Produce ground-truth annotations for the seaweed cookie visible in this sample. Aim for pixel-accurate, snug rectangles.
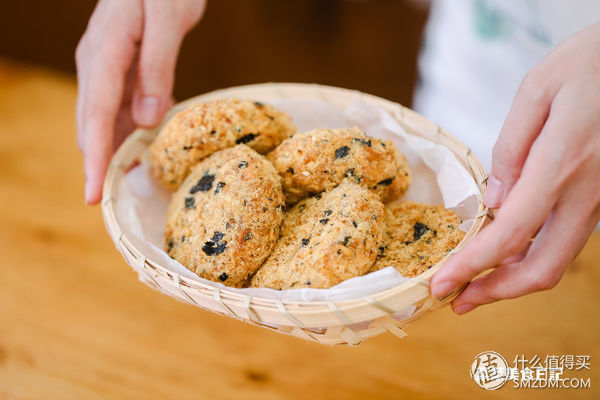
[165,144,286,287]
[151,98,296,190]
[250,180,385,289]
[370,201,465,277]
[266,127,410,204]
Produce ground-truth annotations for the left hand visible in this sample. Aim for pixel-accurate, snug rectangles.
[430,22,600,314]
[75,0,206,204]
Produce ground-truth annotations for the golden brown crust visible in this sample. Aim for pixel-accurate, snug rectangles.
[370,201,465,277]
[151,98,296,190]
[165,145,286,288]
[249,180,385,289]
[266,127,410,204]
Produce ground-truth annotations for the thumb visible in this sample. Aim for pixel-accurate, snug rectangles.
[131,1,193,127]
[485,71,554,208]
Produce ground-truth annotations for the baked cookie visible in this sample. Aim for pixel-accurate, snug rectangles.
[250,180,385,289]
[151,98,296,190]
[266,127,411,204]
[165,144,286,288]
[371,201,465,277]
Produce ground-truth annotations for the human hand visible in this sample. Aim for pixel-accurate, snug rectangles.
[76,0,206,204]
[430,22,600,314]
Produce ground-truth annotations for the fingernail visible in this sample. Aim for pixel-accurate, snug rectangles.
[483,175,503,208]
[432,280,457,299]
[453,303,475,315]
[136,96,160,126]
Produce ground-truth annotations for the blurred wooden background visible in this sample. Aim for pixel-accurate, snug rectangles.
[0,0,428,106]
[2,60,598,399]
[1,1,599,399]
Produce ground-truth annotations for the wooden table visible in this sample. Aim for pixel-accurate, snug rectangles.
[0,59,598,400]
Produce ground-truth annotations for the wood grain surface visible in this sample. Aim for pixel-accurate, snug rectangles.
[0,60,598,399]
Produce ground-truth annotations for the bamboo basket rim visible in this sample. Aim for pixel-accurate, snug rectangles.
[101,82,490,344]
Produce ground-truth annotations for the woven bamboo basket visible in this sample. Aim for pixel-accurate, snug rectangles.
[101,83,490,346]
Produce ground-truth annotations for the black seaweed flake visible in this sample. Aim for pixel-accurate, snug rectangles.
[342,236,351,246]
[184,197,195,209]
[301,238,310,247]
[202,231,227,256]
[319,218,329,225]
[403,241,413,245]
[413,222,431,241]
[298,204,306,213]
[167,239,174,253]
[315,194,322,200]
[352,137,372,147]
[254,101,264,108]
[182,145,192,150]
[345,168,363,183]
[190,173,215,194]
[305,280,311,286]
[352,220,358,228]
[334,146,351,159]
[323,210,332,216]
[287,167,295,174]
[276,204,286,212]
[238,160,248,169]
[218,272,229,282]
[377,177,395,186]
[236,133,258,144]
[213,231,224,241]
[210,130,216,135]
[244,232,253,241]
[214,181,226,194]
[181,235,186,243]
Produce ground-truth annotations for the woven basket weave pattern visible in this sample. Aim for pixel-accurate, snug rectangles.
[101,83,490,346]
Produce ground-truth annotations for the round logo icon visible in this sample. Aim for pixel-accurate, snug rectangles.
[470,351,510,390]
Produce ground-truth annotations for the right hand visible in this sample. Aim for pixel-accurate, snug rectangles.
[76,0,206,204]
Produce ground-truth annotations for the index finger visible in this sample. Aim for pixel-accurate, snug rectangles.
[430,136,561,298]
[76,7,140,204]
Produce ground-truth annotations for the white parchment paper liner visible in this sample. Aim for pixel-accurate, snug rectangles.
[115,99,480,313]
